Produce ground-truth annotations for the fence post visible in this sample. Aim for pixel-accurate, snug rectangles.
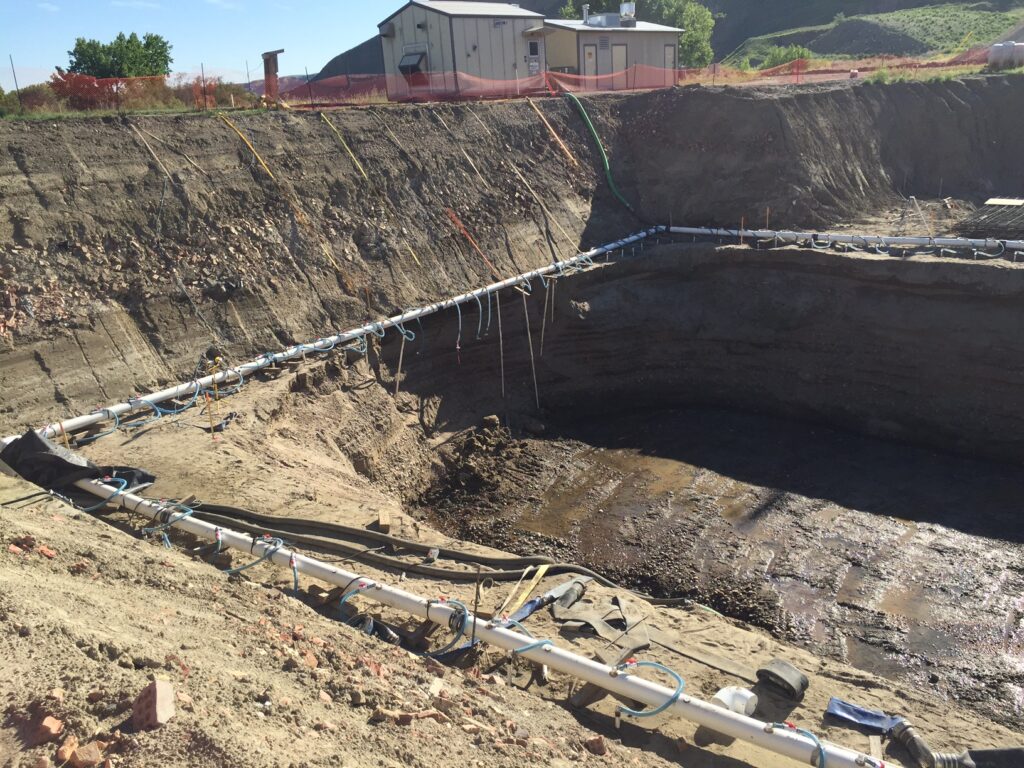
[201,63,209,110]
[9,55,23,113]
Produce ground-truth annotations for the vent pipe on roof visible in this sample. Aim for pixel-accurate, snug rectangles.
[583,4,589,23]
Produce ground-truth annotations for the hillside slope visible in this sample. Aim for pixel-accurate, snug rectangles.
[708,0,1024,59]
[725,2,1024,64]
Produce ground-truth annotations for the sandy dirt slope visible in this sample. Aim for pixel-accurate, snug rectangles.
[2,464,1020,768]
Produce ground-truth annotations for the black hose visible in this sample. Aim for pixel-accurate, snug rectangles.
[190,501,551,568]
[177,500,694,607]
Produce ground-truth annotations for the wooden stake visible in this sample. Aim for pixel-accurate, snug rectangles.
[496,291,505,400]
[394,334,406,399]
[522,291,540,410]
[205,394,218,441]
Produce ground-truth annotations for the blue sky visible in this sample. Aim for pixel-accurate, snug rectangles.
[1,0,408,90]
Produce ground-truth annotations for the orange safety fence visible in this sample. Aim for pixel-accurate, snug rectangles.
[7,47,1000,116]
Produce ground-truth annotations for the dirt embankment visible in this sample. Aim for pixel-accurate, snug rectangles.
[4,77,1024,436]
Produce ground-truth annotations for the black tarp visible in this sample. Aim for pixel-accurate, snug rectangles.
[0,430,155,494]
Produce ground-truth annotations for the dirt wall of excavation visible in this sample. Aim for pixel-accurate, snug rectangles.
[3,77,1024,451]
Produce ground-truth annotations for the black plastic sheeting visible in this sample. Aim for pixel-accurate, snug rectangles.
[0,430,154,495]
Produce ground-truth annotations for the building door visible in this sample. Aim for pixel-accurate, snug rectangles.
[611,43,627,89]
[664,44,677,87]
[528,39,542,76]
[582,43,597,89]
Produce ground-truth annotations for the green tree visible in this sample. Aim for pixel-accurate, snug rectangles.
[679,2,715,66]
[65,32,173,78]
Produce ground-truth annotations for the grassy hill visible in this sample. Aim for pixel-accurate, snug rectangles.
[706,0,1024,60]
[722,2,1024,65]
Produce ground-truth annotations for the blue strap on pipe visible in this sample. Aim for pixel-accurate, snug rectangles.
[78,409,121,444]
[771,723,826,768]
[225,536,285,575]
[144,381,201,416]
[369,322,386,338]
[484,291,492,335]
[427,599,470,658]
[289,553,299,593]
[473,293,483,339]
[614,660,685,719]
[82,477,128,513]
[142,502,193,548]
[513,639,553,654]
[395,322,416,342]
[214,527,223,553]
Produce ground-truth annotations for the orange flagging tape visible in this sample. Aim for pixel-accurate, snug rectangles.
[527,98,578,167]
[446,209,501,281]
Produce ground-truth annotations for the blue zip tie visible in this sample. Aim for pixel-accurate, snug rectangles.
[512,639,552,655]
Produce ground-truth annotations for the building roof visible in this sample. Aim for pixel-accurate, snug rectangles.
[544,19,682,33]
[381,0,544,24]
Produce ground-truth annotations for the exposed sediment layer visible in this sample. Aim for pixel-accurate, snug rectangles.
[4,77,1024,438]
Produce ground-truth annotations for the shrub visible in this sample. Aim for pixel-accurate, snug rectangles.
[759,44,814,69]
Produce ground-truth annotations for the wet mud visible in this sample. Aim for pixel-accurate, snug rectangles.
[424,406,1024,729]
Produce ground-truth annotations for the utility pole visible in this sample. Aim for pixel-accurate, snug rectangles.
[304,66,314,107]
[245,59,252,93]
[9,55,23,113]
[200,62,209,109]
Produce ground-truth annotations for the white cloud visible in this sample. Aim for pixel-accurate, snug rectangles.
[37,2,59,11]
[111,0,161,8]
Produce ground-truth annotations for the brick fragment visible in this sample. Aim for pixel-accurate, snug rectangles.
[69,740,103,768]
[131,679,175,731]
[55,735,78,764]
[34,715,64,743]
[38,545,57,559]
[584,735,608,756]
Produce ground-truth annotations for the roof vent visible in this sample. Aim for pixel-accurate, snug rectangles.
[620,2,637,27]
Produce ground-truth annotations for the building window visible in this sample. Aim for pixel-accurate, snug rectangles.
[398,52,426,75]
[529,41,540,57]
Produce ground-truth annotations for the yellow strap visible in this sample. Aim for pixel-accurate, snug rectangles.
[506,563,549,614]
[217,113,275,180]
[406,245,422,267]
[528,98,578,167]
[320,112,368,181]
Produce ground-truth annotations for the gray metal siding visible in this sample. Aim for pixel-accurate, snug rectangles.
[576,30,679,75]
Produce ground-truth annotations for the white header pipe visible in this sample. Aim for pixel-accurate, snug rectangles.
[27,230,657,442]
[73,476,879,768]
[667,225,1024,253]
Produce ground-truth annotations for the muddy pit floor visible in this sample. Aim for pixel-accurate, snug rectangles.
[426,405,1024,731]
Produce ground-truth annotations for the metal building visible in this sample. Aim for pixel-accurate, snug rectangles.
[544,3,681,81]
[378,0,547,99]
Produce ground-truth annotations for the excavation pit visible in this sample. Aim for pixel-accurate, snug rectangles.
[3,79,1024,765]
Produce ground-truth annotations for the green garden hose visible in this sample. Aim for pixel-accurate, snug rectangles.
[564,92,636,215]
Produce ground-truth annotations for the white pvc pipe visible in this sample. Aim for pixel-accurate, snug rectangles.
[73,476,878,768]
[668,225,1024,253]
[27,230,657,442]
